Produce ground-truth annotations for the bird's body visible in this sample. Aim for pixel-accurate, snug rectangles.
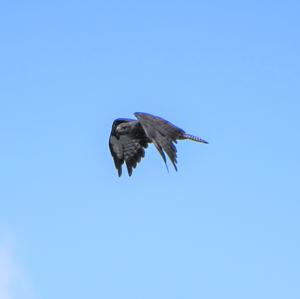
[109,112,208,176]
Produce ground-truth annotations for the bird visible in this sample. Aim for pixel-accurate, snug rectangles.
[109,112,208,177]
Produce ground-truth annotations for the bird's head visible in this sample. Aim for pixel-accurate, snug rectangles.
[111,118,133,136]
[116,122,129,132]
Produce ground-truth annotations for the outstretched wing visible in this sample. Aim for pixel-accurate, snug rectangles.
[109,130,148,177]
[134,112,185,170]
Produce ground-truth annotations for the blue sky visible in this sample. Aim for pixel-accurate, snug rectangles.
[1,1,300,298]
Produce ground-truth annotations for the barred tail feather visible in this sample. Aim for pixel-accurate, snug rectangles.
[183,133,208,144]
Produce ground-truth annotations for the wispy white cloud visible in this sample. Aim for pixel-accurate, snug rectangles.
[0,237,35,299]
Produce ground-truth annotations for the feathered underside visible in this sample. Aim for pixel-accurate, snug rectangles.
[109,112,208,176]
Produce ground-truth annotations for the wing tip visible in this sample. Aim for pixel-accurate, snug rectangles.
[117,168,122,177]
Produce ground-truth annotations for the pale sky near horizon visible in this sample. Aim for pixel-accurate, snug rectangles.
[1,1,300,298]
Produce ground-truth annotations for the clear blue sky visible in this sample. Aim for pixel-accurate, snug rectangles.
[1,1,300,298]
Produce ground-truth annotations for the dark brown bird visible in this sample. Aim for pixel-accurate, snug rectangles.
[109,112,208,176]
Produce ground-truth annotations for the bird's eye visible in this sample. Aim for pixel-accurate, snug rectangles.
[117,125,126,132]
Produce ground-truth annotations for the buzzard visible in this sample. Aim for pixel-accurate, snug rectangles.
[109,112,208,177]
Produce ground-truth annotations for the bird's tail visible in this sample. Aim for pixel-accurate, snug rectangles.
[182,133,209,144]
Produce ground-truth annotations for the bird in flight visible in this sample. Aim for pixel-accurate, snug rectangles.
[109,112,208,177]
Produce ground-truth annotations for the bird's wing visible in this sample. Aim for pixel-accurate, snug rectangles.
[109,133,148,177]
[134,112,185,170]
